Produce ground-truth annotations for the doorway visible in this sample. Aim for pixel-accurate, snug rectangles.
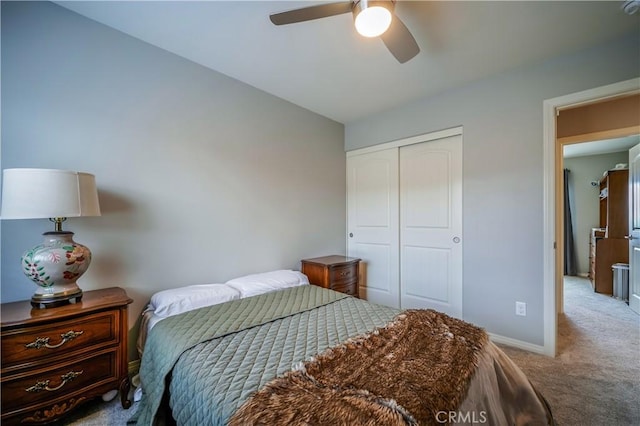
[559,138,640,286]
[543,78,640,356]
[562,138,638,307]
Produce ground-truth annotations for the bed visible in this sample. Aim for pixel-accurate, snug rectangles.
[131,271,554,426]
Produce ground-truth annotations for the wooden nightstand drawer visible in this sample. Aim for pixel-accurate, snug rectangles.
[331,281,358,296]
[329,265,356,285]
[1,349,117,415]
[1,311,119,371]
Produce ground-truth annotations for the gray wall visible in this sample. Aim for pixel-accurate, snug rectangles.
[345,34,640,346]
[2,1,639,353]
[564,152,630,276]
[1,1,346,354]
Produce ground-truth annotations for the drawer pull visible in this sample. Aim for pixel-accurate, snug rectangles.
[25,330,84,349]
[25,370,83,393]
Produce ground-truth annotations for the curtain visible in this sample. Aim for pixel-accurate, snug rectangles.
[564,168,577,276]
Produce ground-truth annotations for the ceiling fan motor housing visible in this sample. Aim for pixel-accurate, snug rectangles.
[352,0,395,18]
[352,0,395,37]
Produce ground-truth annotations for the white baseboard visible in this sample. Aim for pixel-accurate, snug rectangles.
[577,273,589,278]
[489,333,548,356]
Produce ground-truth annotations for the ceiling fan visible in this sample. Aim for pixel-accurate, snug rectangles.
[269,0,420,64]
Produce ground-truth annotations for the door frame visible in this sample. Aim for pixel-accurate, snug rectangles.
[629,143,640,313]
[543,77,640,357]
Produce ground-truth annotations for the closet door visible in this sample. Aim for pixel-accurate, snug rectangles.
[399,135,463,317]
[347,149,400,308]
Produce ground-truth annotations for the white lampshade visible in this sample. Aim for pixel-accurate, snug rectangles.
[1,168,101,219]
[354,1,392,38]
[1,168,101,308]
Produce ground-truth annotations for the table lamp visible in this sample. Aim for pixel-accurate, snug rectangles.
[0,168,101,308]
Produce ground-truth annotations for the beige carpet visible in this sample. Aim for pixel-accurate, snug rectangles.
[499,276,640,426]
[65,276,639,425]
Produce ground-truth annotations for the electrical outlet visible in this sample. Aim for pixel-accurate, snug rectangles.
[515,301,526,316]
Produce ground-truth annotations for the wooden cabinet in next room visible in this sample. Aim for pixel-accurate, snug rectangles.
[590,169,629,294]
[599,169,629,238]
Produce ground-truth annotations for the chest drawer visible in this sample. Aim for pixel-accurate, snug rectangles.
[329,264,357,286]
[331,281,358,297]
[1,311,119,371]
[1,349,117,414]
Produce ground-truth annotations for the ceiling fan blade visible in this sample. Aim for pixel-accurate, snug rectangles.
[380,16,420,63]
[270,2,353,25]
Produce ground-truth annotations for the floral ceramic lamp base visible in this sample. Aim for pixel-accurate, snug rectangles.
[23,231,91,309]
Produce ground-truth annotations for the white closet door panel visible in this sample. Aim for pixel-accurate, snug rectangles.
[399,135,463,317]
[353,242,394,299]
[347,149,400,308]
[402,246,450,302]
[402,150,450,229]
[353,160,393,227]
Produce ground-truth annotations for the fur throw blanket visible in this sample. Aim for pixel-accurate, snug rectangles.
[230,309,488,425]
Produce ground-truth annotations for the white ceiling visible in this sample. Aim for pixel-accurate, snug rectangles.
[56,1,639,124]
[563,135,640,158]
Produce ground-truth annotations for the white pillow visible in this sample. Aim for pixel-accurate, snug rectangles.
[225,270,309,298]
[150,284,241,318]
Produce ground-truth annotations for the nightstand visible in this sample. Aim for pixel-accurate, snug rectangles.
[301,255,361,298]
[1,287,133,425]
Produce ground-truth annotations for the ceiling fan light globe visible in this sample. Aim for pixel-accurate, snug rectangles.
[355,6,392,37]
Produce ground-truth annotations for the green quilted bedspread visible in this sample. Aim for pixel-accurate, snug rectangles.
[132,285,398,426]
